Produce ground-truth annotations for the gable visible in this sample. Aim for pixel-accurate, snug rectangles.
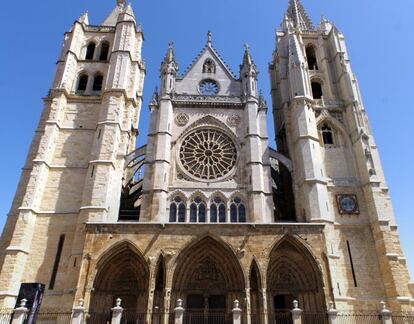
[175,46,241,97]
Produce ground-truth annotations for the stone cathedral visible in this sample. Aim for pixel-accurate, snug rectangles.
[0,0,413,322]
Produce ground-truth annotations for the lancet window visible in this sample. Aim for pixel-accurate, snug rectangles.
[85,42,96,60]
[99,41,110,61]
[210,197,226,223]
[190,197,206,223]
[306,45,318,70]
[92,74,104,92]
[169,196,186,223]
[311,81,323,99]
[321,124,334,146]
[230,197,246,223]
[77,74,88,93]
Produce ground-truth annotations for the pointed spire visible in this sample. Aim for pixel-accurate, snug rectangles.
[207,31,212,46]
[78,11,89,25]
[163,42,177,65]
[160,41,178,74]
[124,4,136,19]
[286,0,313,31]
[242,43,253,65]
[117,0,125,8]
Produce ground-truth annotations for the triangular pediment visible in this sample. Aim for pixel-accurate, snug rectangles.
[181,45,236,80]
[175,44,241,97]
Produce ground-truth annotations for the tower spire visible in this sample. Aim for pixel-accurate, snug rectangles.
[286,0,313,31]
[117,0,125,7]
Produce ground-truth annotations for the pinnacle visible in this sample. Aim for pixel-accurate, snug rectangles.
[286,0,313,31]
[207,31,212,46]
[242,43,254,67]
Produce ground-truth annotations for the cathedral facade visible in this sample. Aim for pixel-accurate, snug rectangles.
[0,0,413,322]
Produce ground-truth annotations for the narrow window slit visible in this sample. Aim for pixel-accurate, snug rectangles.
[49,234,65,290]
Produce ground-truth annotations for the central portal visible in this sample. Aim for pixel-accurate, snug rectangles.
[171,237,245,324]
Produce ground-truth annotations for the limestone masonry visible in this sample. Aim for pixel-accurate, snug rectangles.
[0,0,412,322]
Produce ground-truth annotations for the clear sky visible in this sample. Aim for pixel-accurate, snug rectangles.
[0,0,413,279]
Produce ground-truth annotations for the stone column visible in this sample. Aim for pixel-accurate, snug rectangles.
[174,299,184,324]
[71,299,85,324]
[261,288,268,324]
[232,300,242,324]
[327,301,338,324]
[11,299,28,324]
[291,300,302,324]
[111,298,123,324]
[379,301,393,324]
[153,306,160,324]
[245,288,251,324]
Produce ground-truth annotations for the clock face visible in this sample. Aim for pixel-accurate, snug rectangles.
[337,195,359,214]
[199,79,219,96]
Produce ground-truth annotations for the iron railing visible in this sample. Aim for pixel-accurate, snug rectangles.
[85,310,112,324]
[392,314,414,324]
[184,310,227,324]
[32,310,72,324]
[249,313,262,324]
[120,310,147,324]
[268,311,292,324]
[301,312,329,324]
[335,312,382,324]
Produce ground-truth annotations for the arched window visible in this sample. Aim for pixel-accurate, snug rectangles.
[306,45,318,70]
[85,42,96,60]
[190,197,206,223]
[230,197,246,223]
[311,81,323,99]
[210,197,226,223]
[77,74,88,93]
[321,124,334,145]
[99,41,110,61]
[92,74,104,92]
[203,59,216,73]
[169,196,186,223]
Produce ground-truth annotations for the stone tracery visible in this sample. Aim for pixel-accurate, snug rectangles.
[179,129,237,181]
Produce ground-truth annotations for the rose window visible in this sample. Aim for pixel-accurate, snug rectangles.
[179,129,237,180]
[199,79,219,96]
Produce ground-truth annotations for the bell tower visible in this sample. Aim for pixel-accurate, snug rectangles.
[270,0,413,308]
[0,1,144,307]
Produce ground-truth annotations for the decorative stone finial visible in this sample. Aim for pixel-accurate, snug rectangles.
[20,299,27,308]
[176,299,183,308]
[116,298,122,307]
[244,43,250,52]
[117,0,125,7]
[78,298,84,307]
[233,300,240,309]
[207,31,212,45]
[292,300,299,309]
[328,301,334,310]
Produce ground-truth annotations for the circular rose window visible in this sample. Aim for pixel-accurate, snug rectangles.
[199,79,219,96]
[179,129,237,180]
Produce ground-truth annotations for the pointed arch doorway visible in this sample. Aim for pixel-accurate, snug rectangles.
[171,237,245,324]
[267,237,327,322]
[89,243,150,319]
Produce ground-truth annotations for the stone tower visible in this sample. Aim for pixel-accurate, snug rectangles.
[140,33,273,224]
[269,0,413,310]
[0,1,144,307]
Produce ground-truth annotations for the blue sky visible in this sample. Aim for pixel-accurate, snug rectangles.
[0,0,413,279]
